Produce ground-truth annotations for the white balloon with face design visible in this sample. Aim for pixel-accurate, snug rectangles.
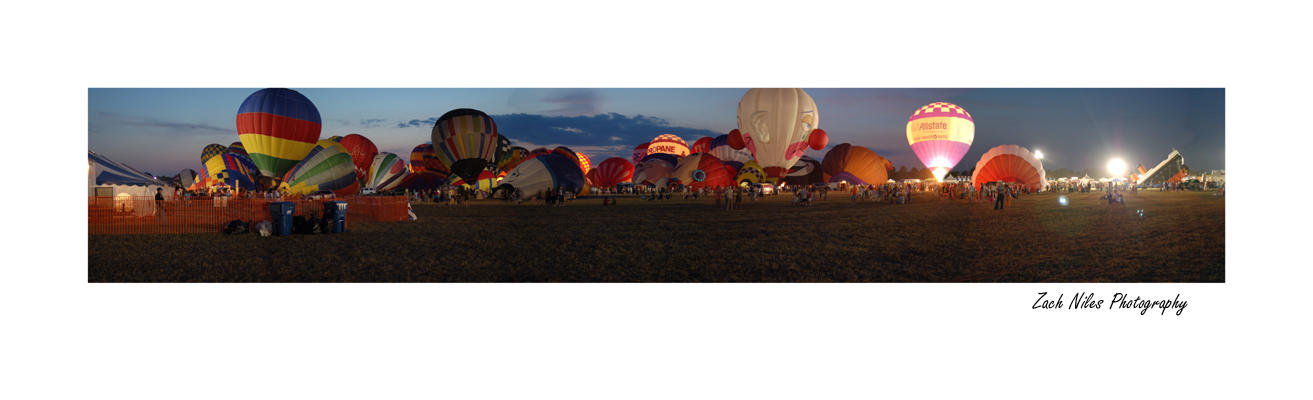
[736,88,820,181]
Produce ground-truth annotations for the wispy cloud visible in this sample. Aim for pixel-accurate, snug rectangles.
[540,89,601,116]
[554,126,584,134]
[397,117,438,128]
[92,112,234,136]
[359,118,386,127]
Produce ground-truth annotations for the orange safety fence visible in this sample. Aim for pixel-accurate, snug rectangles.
[88,195,410,235]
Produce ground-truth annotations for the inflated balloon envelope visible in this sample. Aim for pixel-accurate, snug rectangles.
[630,142,650,164]
[631,153,678,186]
[673,153,734,189]
[729,88,828,182]
[282,142,358,196]
[337,133,378,183]
[707,133,754,172]
[431,108,500,184]
[235,88,323,179]
[590,157,635,188]
[907,101,974,182]
[970,145,1046,191]
[368,152,409,192]
[495,153,586,195]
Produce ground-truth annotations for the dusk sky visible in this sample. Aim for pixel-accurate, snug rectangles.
[87,88,1224,177]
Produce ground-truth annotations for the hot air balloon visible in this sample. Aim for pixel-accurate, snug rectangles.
[368,152,409,192]
[492,135,513,170]
[907,101,974,182]
[176,169,198,189]
[690,136,713,154]
[499,146,529,172]
[707,134,754,172]
[431,108,499,184]
[215,152,261,190]
[632,153,679,186]
[235,88,322,180]
[191,164,211,190]
[729,88,828,182]
[970,145,1046,191]
[495,153,586,196]
[326,135,343,142]
[228,141,248,158]
[591,157,634,188]
[474,170,500,191]
[552,146,581,167]
[631,142,650,164]
[338,134,378,183]
[200,144,229,183]
[282,142,358,196]
[673,153,735,189]
[783,155,825,187]
[646,134,690,157]
[821,143,893,185]
[735,161,767,185]
[407,143,448,189]
[576,153,592,176]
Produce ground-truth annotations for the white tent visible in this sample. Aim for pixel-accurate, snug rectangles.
[89,150,173,217]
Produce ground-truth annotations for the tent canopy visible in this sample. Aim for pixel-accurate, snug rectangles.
[90,150,169,187]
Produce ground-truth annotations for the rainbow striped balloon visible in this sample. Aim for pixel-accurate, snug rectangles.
[236,88,322,179]
[227,141,248,158]
[906,101,974,182]
[281,142,357,196]
[431,108,499,184]
[368,152,410,192]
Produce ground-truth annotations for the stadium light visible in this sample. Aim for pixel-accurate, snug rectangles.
[1107,158,1127,176]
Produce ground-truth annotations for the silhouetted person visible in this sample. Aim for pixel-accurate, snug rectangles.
[155,187,167,224]
[994,184,1008,210]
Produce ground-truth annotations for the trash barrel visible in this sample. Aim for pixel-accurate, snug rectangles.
[269,202,295,236]
[323,201,347,233]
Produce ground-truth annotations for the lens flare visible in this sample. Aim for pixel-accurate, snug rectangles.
[1107,158,1128,176]
[1058,195,1069,206]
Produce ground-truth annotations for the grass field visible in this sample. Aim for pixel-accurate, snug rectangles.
[88,190,1225,282]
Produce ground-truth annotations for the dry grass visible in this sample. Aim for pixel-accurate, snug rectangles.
[88,190,1224,282]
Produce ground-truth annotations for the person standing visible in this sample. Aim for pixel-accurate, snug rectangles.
[994,183,1008,210]
[155,187,167,225]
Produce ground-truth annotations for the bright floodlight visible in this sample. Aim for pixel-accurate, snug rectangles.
[1107,158,1128,176]
[1034,150,1044,160]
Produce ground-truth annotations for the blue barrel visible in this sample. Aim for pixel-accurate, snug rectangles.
[323,201,347,233]
[269,202,295,236]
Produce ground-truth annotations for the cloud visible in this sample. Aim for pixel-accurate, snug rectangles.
[359,118,386,127]
[92,112,233,136]
[553,126,584,134]
[397,117,438,128]
[540,89,601,116]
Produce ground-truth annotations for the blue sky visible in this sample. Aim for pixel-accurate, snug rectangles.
[88,88,1224,176]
